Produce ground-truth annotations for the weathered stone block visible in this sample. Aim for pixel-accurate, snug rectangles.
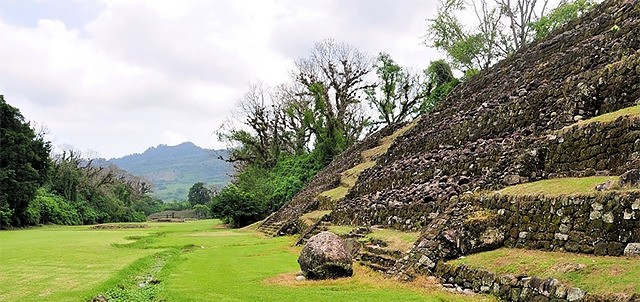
[624,242,640,257]
[566,287,585,301]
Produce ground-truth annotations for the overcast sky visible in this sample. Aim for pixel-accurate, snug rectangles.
[0,0,441,159]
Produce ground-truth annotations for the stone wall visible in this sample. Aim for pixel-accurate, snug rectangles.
[433,262,639,302]
[544,117,640,176]
[481,192,640,256]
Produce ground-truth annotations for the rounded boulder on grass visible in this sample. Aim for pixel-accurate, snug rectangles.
[298,231,353,279]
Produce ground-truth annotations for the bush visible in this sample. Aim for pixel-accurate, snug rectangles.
[34,189,82,225]
[211,185,262,228]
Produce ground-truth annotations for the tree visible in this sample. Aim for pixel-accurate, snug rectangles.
[531,0,598,40]
[294,39,374,164]
[217,82,290,168]
[495,0,551,52]
[425,0,596,73]
[0,95,51,228]
[426,0,503,72]
[366,52,429,126]
[421,60,461,112]
[192,204,210,219]
[210,184,262,228]
[188,182,213,207]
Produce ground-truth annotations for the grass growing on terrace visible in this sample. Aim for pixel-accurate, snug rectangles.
[450,248,640,295]
[319,120,419,202]
[496,176,619,196]
[366,228,421,251]
[0,220,492,301]
[559,104,640,132]
[327,225,420,251]
[299,210,332,225]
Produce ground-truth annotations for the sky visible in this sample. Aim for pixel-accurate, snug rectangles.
[0,0,442,159]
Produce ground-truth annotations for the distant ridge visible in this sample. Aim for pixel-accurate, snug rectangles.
[103,142,233,201]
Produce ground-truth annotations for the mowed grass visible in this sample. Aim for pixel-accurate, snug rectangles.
[0,225,158,301]
[450,248,640,294]
[1,220,492,301]
[497,176,620,196]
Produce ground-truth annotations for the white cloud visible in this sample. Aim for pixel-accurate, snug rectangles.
[0,0,442,159]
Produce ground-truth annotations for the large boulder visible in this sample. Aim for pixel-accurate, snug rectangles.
[298,231,353,279]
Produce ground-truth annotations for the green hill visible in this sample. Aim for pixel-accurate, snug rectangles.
[104,142,233,201]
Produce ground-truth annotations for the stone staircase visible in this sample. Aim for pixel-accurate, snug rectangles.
[257,212,292,237]
[358,244,403,273]
[295,216,333,246]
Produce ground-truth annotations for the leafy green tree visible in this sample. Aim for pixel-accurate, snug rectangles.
[0,96,51,228]
[367,52,429,126]
[421,60,461,112]
[211,185,262,227]
[425,0,599,73]
[188,182,213,207]
[192,204,210,219]
[426,0,503,72]
[532,0,598,40]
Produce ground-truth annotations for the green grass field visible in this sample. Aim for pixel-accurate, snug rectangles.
[0,221,492,301]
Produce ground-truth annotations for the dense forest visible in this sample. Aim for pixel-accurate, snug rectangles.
[0,96,163,228]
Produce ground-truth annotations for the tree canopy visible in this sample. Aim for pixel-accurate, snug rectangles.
[426,0,600,73]
[0,95,51,228]
[1,95,163,229]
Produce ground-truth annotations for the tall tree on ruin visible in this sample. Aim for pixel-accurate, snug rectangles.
[293,39,374,164]
[426,0,598,74]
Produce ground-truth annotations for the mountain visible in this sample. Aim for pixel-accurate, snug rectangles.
[105,142,233,201]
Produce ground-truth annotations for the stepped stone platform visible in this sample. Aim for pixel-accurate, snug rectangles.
[263,0,640,300]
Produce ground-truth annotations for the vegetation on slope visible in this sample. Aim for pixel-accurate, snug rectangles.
[320,120,419,203]
[105,142,232,201]
[1,97,162,229]
[450,248,640,294]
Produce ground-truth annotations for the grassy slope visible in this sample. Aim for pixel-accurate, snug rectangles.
[0,221,492,302]
[497,176,621,196]
[560,104,640,132]
[320,120,419,202]
[450,248,640,294]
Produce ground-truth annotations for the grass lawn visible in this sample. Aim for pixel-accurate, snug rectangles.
[0,225,158,301]
[0,220,493,301]
[450,248,640,295]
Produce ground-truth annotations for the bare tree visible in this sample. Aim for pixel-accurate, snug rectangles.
[496,0,550,52]
[217,82,286,167]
